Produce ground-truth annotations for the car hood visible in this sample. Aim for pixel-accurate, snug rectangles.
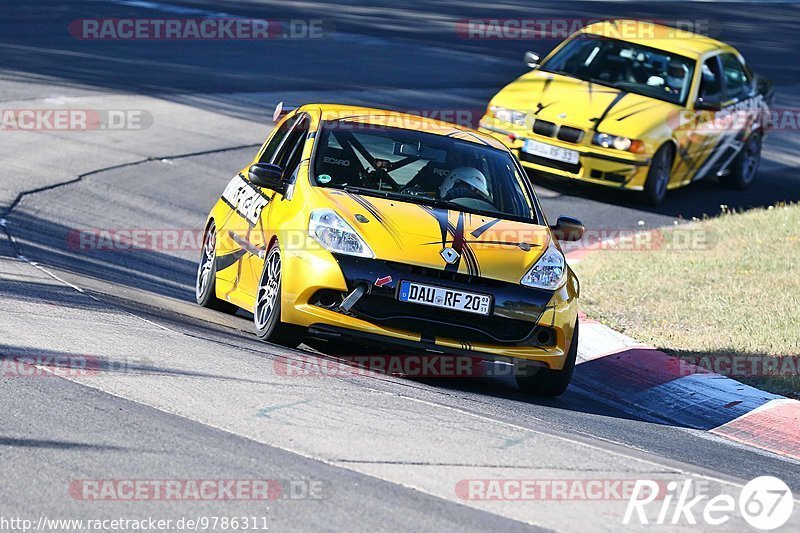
[317,188,552,285]
[491,70,680,138]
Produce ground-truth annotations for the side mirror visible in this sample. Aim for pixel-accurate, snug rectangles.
[550,215,584,242]
[524,51,540,69]
[248,163,287,195]
[695,98,722,112]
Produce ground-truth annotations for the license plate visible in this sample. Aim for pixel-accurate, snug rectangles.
[523,139,580,164]
[398,281,491,316]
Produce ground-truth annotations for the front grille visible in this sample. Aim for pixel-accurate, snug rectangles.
[557,126,584,143]
[532,119,557,137]
[350,294,540,345]
[519,152,582,174]
[532,119,584,144]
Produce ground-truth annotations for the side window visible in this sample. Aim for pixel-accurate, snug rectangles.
[697,56,724,104]
[273,115,310,180]
[258,116,294,163]
[720,53,751,99]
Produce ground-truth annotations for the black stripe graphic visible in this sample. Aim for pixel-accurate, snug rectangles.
[419,206,480,276]
[446,212,466,273]
[614,103,663,122]
[471,218,501,238]
[446,219,480,277]
[591,91,627,132]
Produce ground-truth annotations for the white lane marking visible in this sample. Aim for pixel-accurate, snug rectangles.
[20,258,175,333]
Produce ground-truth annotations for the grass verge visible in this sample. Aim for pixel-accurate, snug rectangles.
[573,204,800,398]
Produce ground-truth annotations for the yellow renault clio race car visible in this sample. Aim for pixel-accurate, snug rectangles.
[195,104,584,396]
[478,20,774,205]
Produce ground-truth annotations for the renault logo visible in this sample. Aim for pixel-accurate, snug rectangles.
[440,247,460,264]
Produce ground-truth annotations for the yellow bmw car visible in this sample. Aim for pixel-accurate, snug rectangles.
[478,20,774,205]
[196,104,583,395]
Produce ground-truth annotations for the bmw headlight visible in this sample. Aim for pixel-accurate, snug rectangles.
[520,242,566,290]
[490,106,528,127]
[592,132,644,153]
[309,209,374,258]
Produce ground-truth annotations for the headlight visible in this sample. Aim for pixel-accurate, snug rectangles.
[592,132,645,153]
[490,106,528,127]
[309,209,374,258]
[520,242,566,290]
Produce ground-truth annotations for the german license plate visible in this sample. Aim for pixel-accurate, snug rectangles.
[523,139,580,164]
[398,281,491,316]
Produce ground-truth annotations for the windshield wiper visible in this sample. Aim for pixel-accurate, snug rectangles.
[340,186,463,210]
[340,185,407,201]
[337,185,515,220]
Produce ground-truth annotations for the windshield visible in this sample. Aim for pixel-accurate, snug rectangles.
[312,121,538,222]
[541,37,696,106]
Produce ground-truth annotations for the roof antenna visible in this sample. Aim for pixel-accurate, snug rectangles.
[273,101,284,122]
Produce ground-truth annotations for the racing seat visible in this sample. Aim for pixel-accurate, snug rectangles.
[404,161,452,194]
[315,147,365,186]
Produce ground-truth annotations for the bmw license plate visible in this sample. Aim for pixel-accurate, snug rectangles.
[398,281,491,316]
[523,139,580,164]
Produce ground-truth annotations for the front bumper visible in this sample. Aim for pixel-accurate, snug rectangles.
[281,247,578,369]
[479,120,652,190]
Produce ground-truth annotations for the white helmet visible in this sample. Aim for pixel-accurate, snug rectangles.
[439,166,490,200]
[666,61,688,92]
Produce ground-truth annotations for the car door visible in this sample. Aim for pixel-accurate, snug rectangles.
[713,52,760,174]
[236,113,311,299]
[213,113,296,298]
[683,54,729,181]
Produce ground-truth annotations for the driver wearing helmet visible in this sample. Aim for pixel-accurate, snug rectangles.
[665,60,688,96]
[439,166,492,203]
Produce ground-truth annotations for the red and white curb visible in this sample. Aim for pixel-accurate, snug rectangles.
[567,250,800,462]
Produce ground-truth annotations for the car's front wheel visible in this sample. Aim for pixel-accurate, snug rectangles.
[514,322,578,397]
[720,131,761,189]
[254,241,306,347]
[196,220,238,313]
[642,144,674,206]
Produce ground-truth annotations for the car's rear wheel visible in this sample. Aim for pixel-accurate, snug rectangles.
[514,322,578,397]
[642,144,674,206]
[254,242,306,347]
[720,131,761,189]
[196,220,238,313]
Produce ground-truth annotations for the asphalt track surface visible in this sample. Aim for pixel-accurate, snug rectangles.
[0,1,799,531]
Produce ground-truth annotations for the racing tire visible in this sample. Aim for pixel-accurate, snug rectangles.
[642,144,674,207]
[719,132,761,190]
[254,241,306,347]
[514,322,578,397]
[196,220,238,314]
